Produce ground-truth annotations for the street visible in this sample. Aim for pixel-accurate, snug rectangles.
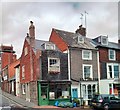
[0,89,25,110]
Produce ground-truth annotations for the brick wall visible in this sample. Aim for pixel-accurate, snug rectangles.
[30,81,38,105]
[49,29,68,52]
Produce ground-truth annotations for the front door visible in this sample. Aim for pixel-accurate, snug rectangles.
[41,85,49,105]
[72,88,78,99]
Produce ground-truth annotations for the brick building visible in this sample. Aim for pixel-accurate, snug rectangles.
[92,36,120,97]
[0,45,16,92]
[20,21,70,105]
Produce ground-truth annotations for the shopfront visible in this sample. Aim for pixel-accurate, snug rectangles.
[37,81,71,106]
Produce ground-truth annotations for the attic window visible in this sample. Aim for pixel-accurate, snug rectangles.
[45,44,55,50]
[101,36,108,45]
[78,36,84,44]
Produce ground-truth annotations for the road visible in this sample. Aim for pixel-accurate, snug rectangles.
[0,89,26,110]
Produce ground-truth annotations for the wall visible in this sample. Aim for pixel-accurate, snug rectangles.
[70,48,98,81]
[49,29,68,52]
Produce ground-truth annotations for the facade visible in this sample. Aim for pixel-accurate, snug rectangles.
[20,21,70,105]
[14,60,20,96]
[8,59,20,95]
[49,25,99,105]
[0,45,16,92]
[38,46,70,105]
[92,36,120,97]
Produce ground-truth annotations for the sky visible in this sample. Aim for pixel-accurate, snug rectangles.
[0,0,119,58]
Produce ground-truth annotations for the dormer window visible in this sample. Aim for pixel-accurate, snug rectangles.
[101,36,108,45]
[78,36,84,44]
[42,43,55,50]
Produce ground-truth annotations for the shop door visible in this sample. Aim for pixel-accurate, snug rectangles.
[41,86,49,105]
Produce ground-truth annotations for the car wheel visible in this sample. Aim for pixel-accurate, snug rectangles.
[104,105,109,110]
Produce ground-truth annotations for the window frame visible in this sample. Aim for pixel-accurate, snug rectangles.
[109,49,116,61]
[48,57,60,73]
[24,47,28,56]
[22,84,26,94]
[83,64,93,80]
[82,50,92,60]
[107,63,119,79]
[22,65,25,79]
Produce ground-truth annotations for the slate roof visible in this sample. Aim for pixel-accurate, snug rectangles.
[54,28,97,50]
[54,28,120,50]
[34,39,60,51]
[92,39,120,50]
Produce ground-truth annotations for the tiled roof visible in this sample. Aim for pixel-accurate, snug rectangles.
[54,28,96,50]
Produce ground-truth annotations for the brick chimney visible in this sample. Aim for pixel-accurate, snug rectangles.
[29,21,35,39]
[75,25,86,36]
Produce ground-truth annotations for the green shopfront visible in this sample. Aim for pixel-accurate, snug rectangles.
[37,80,71,106]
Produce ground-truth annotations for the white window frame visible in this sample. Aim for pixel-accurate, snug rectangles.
[83,64,93,79]
[22,65,25,79]
[109,49,116,60]
[24,47,28,56]
[22,84,26,94]
[45,44,55,50]
[78,36,84,44]
[101,36,108,45]
[107,63,120,79]
[48,57,60,73]
[82,50,92,60]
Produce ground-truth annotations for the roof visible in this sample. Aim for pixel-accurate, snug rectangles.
[25,38,60,51]
[91,40,120,50]
[54,28,96,50]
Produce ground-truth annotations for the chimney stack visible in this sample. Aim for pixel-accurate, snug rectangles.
[75,25,86,36]
[29,21,35,39]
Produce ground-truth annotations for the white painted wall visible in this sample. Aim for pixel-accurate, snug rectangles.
[15,66,20,96]
[100,79,113,94]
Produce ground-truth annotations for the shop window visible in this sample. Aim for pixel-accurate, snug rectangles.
[49,84,69,99]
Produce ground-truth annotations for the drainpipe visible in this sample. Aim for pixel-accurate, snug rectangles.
[97,51,100,94]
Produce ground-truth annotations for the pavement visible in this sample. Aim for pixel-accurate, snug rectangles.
[1,89,90,109]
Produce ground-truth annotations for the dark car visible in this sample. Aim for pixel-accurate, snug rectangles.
[90,94,120,110]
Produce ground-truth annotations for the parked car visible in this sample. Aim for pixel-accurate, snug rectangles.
[90,94,120,110]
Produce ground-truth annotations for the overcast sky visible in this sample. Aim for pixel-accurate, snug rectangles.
[0,0,119,58]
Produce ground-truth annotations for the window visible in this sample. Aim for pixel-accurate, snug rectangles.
[114,65,119,78]
[24,47,28,56]
[83,64,93,79]
[107,63,119,79]
[78,36,84,44]
[45,44,55,50]
[82,50,92,60]
[101,36,108,45]
[49,84,70,99]
[48,58,60,73]
[22,65,25,79]
[109,49,116,60]
[22,84,26,94]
